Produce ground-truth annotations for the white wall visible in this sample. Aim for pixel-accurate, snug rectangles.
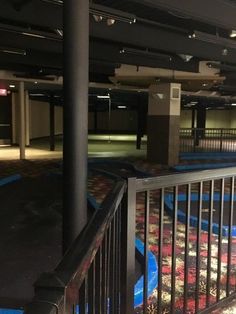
[180,110,192,128]
[230,108,236,128]
[30,100,63,139]
[206,110,231,128]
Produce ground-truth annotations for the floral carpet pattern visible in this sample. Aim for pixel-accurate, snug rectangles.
[135,188,236,314]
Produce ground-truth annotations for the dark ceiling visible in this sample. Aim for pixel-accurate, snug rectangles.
[1,0,236,106]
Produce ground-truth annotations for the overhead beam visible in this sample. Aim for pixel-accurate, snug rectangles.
[0,0,62,29]
[130,0,236,30]
[90,41,199,73]
[90,19,236,64]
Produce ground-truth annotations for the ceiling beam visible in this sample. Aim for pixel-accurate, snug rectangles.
[90,41,199,72]
[90,19,236,64]
[130,0,236,30]
[0,0,62,29]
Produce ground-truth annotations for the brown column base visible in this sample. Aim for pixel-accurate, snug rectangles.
[147,115,179,166]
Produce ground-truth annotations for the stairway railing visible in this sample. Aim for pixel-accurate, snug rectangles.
[131,167,236,313]
[24,179,135,314]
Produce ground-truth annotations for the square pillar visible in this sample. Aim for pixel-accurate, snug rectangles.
[147,83,181,166]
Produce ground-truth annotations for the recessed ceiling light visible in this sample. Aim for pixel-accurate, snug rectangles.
[9,84,15,88]
[34,81,38,84]
[230,30,236,38]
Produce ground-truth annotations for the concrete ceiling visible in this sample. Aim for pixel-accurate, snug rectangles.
[0,0,236,104]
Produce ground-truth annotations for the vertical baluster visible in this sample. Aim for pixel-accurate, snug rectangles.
[110,217,116,314]
[216,179,224,302]
[114,208,120,314]
[226,177,235,296]
[95,246,102,314]
[117,206,121,313]
[171,186,178,313]
[107,226,112,314]
[143,190,150,313]
[206,180,214,307]
[195,181,203,312]
[80,276,87,314]
[88,261,95,314]
[102,234,108,314]
[183,184,191,313]
[157,188,164,313]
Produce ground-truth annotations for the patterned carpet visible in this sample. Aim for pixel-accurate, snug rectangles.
[1,158,236,313]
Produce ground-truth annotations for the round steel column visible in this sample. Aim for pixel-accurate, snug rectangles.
[19,81,26,160]
[63,0,89,251]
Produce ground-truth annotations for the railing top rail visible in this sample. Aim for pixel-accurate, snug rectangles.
[54,179,126,287]
[135,167,236,191]
[180,128,236,130]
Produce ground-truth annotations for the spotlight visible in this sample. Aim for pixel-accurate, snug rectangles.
[93,15,103,22]
[107,18,116,26]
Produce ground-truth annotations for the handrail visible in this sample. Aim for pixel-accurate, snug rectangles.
[24,179,127,314]
[136,166,236,191]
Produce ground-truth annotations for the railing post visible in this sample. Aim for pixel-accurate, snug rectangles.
[120,178,136,313]
[220,129,223,152]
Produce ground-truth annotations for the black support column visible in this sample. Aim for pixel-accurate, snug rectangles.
[63,0,89,251]
[49,95,55,152]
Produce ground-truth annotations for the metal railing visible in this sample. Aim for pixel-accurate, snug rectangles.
[180,128,236,153]
[129,167,236,313]
[24,179,136,314]
[24,167,236,314]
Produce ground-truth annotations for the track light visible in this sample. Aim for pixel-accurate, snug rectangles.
[178,54,193,62]
[90,4,136,24]
[120,47,172,61]
[41,0,136,24]
[207,62,236,72]
[93,15,103,23]
[189,30,236,50]
[107,18,116,26]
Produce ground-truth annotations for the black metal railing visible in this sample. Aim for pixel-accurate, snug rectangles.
[24,167,236,314]
[24,179,136,314]
[130,167,236,313]
[180,128,236,153]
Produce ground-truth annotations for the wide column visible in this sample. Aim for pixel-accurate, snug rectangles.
[147,83,181,166]
[63,0,89,251]
[19,82,26,160]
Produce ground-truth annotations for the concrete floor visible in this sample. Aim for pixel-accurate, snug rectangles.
[0,135,147,160]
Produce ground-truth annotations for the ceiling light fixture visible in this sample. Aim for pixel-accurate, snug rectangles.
[41,0,63,5]
[189,30,236,49]
[9,85,15,88]
[97,95,110,99]
[55,29,63,37]
[207,62,236,72]
[22,32,46,39]
[41,1,136,24]
[0,47,26,56]
[90,4,136,24]
[178,54,193,62]
[107,18,116,26]
[230,30,236,38]
[120,47,172,61]
[93,15,103,22]
[117,105,127,109]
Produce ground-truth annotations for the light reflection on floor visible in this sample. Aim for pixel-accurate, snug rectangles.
[0,134,147,160]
